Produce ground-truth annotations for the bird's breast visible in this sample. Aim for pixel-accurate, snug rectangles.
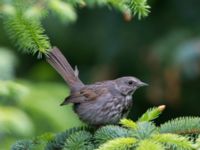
[74,93,133,125]
[124,95,133,108]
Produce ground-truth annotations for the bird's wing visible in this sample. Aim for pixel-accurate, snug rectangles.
[60,86,109,105]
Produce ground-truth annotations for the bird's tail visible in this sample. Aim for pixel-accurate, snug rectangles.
[46,47,84,88]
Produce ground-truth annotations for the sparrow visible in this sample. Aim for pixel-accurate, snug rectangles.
[46,47,148,126]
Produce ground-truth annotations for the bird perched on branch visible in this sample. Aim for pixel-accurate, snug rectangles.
[46,47,148,126]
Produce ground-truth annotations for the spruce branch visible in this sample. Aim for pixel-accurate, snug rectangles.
[94,125,132,145]
[151,133,194,150]
[64,130,94,150]
[4,12,51,58]
[83,0,150,20]
[45,126,88,150]
[132,122,158,139]
[120,118,137,129]
[159,117,200,135]
[95,137,137,150]
[45,131,69,150]
[138,105,165,122]
[136,139,165,150]
[11,140,34,150]
[33,132,55,144]
[1,0,151,59]
[10,106,200,150]
[130,0,150,20]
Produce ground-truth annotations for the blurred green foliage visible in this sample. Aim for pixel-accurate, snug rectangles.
[0,47,16,80]
[0,80,83,149]
[0,46,82,149]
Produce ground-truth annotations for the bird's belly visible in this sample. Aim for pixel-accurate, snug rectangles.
[74,95,132,125]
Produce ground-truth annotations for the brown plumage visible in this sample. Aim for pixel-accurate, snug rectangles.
[46,47,148,125]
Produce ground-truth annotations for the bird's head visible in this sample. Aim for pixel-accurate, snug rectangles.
[115,76,148,96]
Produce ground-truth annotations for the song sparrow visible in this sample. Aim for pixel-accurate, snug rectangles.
[46,47,148,125]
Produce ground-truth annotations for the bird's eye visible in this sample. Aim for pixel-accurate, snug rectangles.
[128,80,133,85]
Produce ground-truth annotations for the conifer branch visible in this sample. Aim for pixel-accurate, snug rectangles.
[120,118,137,129]
[4,12,51,58]
[136,139,165,150]
[95,137,137,150]
[64,131,94,150]
[151,133,194,150]
[130,0,150,20]
[10,106,200,150]
[11,140,34,150]
[132,122,158,139]
[159,117,200,135]
[138,105,165,122]
[45,126,88,150]
[94,125,132,145]
[0,0,151,58]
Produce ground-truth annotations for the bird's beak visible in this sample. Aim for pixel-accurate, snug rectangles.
[138,81,148,87]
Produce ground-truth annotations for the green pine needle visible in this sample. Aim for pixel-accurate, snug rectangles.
[94,125,132,144]
[10,107,200,150]
[95,137,137,150]
[136,139,165,150]
[4,12,51,58]
[151,133,194,150]
[11,140,34,150]
[138,105,165,122]
[132,122,158,139]
[64,130,94,150]
[34,132,55,143]
[130,0,150,20]
[120,118,137,129]
[1,0,151,60]
[45,126,87,150]
[159,117,200,135]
